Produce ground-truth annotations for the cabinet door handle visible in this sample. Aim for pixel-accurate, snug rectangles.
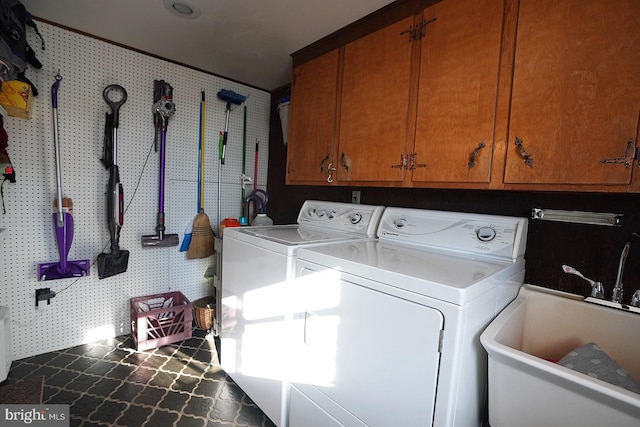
[341,152,350,171]
[468,141,486,169]
[320,154,329,172]
[391,154,407,169]
[514,137,534,168]
[327,162,337,183]
[600,139,636,168]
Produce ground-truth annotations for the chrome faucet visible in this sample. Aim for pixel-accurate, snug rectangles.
[562,265,604,299]
[613,231,640,304]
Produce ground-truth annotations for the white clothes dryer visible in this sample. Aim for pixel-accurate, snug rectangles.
[220,200,384,427]
[290,207,529,427]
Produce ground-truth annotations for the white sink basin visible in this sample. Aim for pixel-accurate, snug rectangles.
[481,284,640,427]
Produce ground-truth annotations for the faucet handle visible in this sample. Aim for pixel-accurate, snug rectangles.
[591,281,605,299]
[562,264,605,299]
[612,286,624,305]
[631,290,640,307]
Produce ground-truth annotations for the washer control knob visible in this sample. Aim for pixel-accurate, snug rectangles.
[328,210,337,219]
[394,218,408,229]
[349,213,362,224]
[316,209,327,219]
[477,226,496,242]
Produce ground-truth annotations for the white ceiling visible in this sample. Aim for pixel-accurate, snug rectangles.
[20,0,395,91]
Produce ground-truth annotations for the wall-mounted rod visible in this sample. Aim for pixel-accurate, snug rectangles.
[532,208,623,227]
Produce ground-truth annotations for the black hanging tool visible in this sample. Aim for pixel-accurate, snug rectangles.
[97,84,129,279]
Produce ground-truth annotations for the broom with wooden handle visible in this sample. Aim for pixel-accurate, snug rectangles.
[187,91,215,259]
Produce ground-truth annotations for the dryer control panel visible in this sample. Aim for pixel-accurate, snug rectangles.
[378,208,529,261]
[297,200,385,236]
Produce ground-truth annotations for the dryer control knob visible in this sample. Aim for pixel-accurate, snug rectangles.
[350,213,362,224]
[394,218,408,229]
[476,226,496,242]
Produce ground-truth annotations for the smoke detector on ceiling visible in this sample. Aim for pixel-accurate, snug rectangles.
[163,0,202,19]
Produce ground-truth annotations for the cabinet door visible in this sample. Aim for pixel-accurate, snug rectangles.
[505,0,640,185]
[287,50,339,184]
[412,0,504,184]
[336,17,414,183]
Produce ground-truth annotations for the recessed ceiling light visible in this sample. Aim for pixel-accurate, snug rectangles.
[163,0,202,19]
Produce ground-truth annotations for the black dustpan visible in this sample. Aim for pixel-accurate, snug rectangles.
[97,247,129,279]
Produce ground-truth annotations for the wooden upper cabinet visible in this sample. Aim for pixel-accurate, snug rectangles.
[336,17,415,183]
[504,0,640,186]
[286,50,340,184]
[412,0,504,184]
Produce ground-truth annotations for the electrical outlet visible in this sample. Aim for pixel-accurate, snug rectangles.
[351,190,361,204]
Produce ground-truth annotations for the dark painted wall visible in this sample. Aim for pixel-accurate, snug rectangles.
[268,87,640,304]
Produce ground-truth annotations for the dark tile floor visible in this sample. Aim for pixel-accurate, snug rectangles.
[1,329,276,427]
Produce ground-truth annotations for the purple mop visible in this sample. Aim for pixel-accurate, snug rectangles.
[38,73,90,280]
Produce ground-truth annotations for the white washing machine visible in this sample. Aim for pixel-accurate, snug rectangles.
[290,207,529,427]
[220,200,385,427]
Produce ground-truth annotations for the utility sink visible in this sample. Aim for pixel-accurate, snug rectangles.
[481,284,640,427]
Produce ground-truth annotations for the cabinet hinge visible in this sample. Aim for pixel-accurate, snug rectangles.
[415,17,437,40]
[600,139,636,168]
[409,153,427,170]
[438,329,444,353]
[399,26,416,42]
[391,154,408,169]
[400,18,437,41]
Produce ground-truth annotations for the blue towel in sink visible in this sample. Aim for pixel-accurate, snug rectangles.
[558,342,640,394]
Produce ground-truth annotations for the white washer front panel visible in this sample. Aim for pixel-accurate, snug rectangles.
[291,265,444,427]
[297,240,518,305]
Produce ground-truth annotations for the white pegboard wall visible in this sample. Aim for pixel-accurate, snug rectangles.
[0,22,271,359]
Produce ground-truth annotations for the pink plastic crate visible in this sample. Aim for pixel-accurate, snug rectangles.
[130,291,192,351]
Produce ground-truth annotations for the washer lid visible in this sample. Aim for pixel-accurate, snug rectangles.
[297,239,522,305]
[223,225,366,256]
